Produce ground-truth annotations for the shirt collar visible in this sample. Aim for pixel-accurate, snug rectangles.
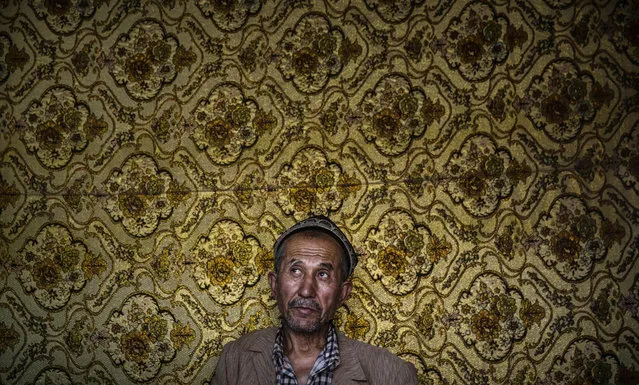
[272,323,341,377]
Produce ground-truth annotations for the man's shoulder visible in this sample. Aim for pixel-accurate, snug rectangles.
[340,333,404,361]
[223,327,277,353]
[338,333,417,380]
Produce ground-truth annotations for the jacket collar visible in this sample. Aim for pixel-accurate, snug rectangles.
[246,327,367,384]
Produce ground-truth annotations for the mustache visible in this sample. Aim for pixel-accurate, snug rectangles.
[288,298,321,311]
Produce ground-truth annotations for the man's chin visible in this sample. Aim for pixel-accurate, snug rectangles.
[284,316,322,334]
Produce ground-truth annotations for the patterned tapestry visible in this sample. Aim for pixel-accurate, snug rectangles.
[1,0,639,384]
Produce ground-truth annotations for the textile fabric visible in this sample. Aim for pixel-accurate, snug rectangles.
[272,324,340,385]
[1,0,639,384]
[212,327,418,385]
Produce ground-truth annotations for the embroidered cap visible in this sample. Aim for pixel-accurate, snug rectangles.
[273,215,358,278]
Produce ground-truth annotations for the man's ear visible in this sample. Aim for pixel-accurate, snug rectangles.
[268,271,277,299]
[339,280,352,306]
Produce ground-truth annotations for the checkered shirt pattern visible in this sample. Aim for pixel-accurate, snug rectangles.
[272,324,340,385]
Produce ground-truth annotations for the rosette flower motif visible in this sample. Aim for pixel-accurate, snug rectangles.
[358,74,436,156]
[455,273,527,361]
[275,147,359,220]
[109,20,184,100]
[443,1,511,81]
[364,0,424,23]
[104,154,180,237]
[196,0,261,32]
[277,13,345,94]
[188,83,259,165]
[363,210,444,295]
[608,0,639,64]
[21,86,107,169]
[614,122,639,192]
[445,134,519,217]
[526,59,604,142]
[534,196,612,282]
[105,294,179,382]
[17,224,93,310]
[191,220,261,305]
[543,338,638,385]
[29,0,96,35]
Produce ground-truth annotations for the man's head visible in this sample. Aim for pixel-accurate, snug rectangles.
[269,216,356,334]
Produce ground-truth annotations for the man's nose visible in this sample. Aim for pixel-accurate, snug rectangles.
[298,273,316,298]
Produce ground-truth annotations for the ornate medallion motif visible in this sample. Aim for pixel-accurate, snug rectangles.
[277,13,346,94]
[104,154,184,237]
[358,74,440,156]
[29,0,96,35]
[196,0,262,32]
[275,147,360,219]
[109,19,191,100]
[191,220,261,305]
[16,223,100,310]
[442,1,516,81]
[533,195,621,282]
[525,59,611,142]
[543,338,639,384]
[104,294,181,382]
[21,86,107,169]
[454,273,531,361]
[363,210,447,295]
[364,0,424,24]
[188,83,260,165]
[614,122,639,192]
[445,134,526,217]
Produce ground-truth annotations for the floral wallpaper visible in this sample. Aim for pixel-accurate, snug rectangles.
[1,0,638,384]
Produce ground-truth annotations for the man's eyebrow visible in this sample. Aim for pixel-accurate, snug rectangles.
[319,262,334,270]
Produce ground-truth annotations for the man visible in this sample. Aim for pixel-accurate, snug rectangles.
[211,216,418,385]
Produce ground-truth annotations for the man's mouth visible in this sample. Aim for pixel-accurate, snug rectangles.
[289,299,321,313]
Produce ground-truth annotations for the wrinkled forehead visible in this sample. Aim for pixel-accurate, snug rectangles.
[276,228,347,271]
[279,229,345,260]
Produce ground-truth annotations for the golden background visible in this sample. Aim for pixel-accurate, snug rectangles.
[1,0,639,384]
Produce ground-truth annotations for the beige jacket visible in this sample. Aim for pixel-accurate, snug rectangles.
[211,327,418,385]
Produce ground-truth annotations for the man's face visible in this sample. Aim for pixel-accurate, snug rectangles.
[269,232,352,334]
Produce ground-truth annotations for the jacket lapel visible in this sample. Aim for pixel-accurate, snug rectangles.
[247,328,277,385]
[333,332,367,384]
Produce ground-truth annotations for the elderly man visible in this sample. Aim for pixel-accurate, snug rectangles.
[212,216,418,385]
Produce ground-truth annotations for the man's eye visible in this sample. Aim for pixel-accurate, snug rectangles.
[318,271,329,278]
[290,267,301,274]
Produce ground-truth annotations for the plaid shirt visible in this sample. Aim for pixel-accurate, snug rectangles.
[272,324,340,385]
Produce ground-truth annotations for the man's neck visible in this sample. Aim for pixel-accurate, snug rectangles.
[282,324,330,356]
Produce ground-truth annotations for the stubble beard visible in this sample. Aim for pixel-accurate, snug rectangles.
[281,297,326,334]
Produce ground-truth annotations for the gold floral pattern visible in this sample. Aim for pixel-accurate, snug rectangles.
[16,223,100,310]
[454,273,529,361]
[196,0,262,32]
[1,1,639,384]
[445,134,526,217]
[104,154,181,237]
[533,195,624,282]
[188,83,261,164]
[364,0,423,23]
[357,74,440,156]
[191,220,261,304]
[543,338,638,384]
[105,294,181,382]
[276,147,358,219]
[442,1,520,81]
[363,210,444,295]
[21,86,107,169]
[525,59,612,142]
[29,0,96,35]
[277,13,346,94]
[109,19,193,100]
